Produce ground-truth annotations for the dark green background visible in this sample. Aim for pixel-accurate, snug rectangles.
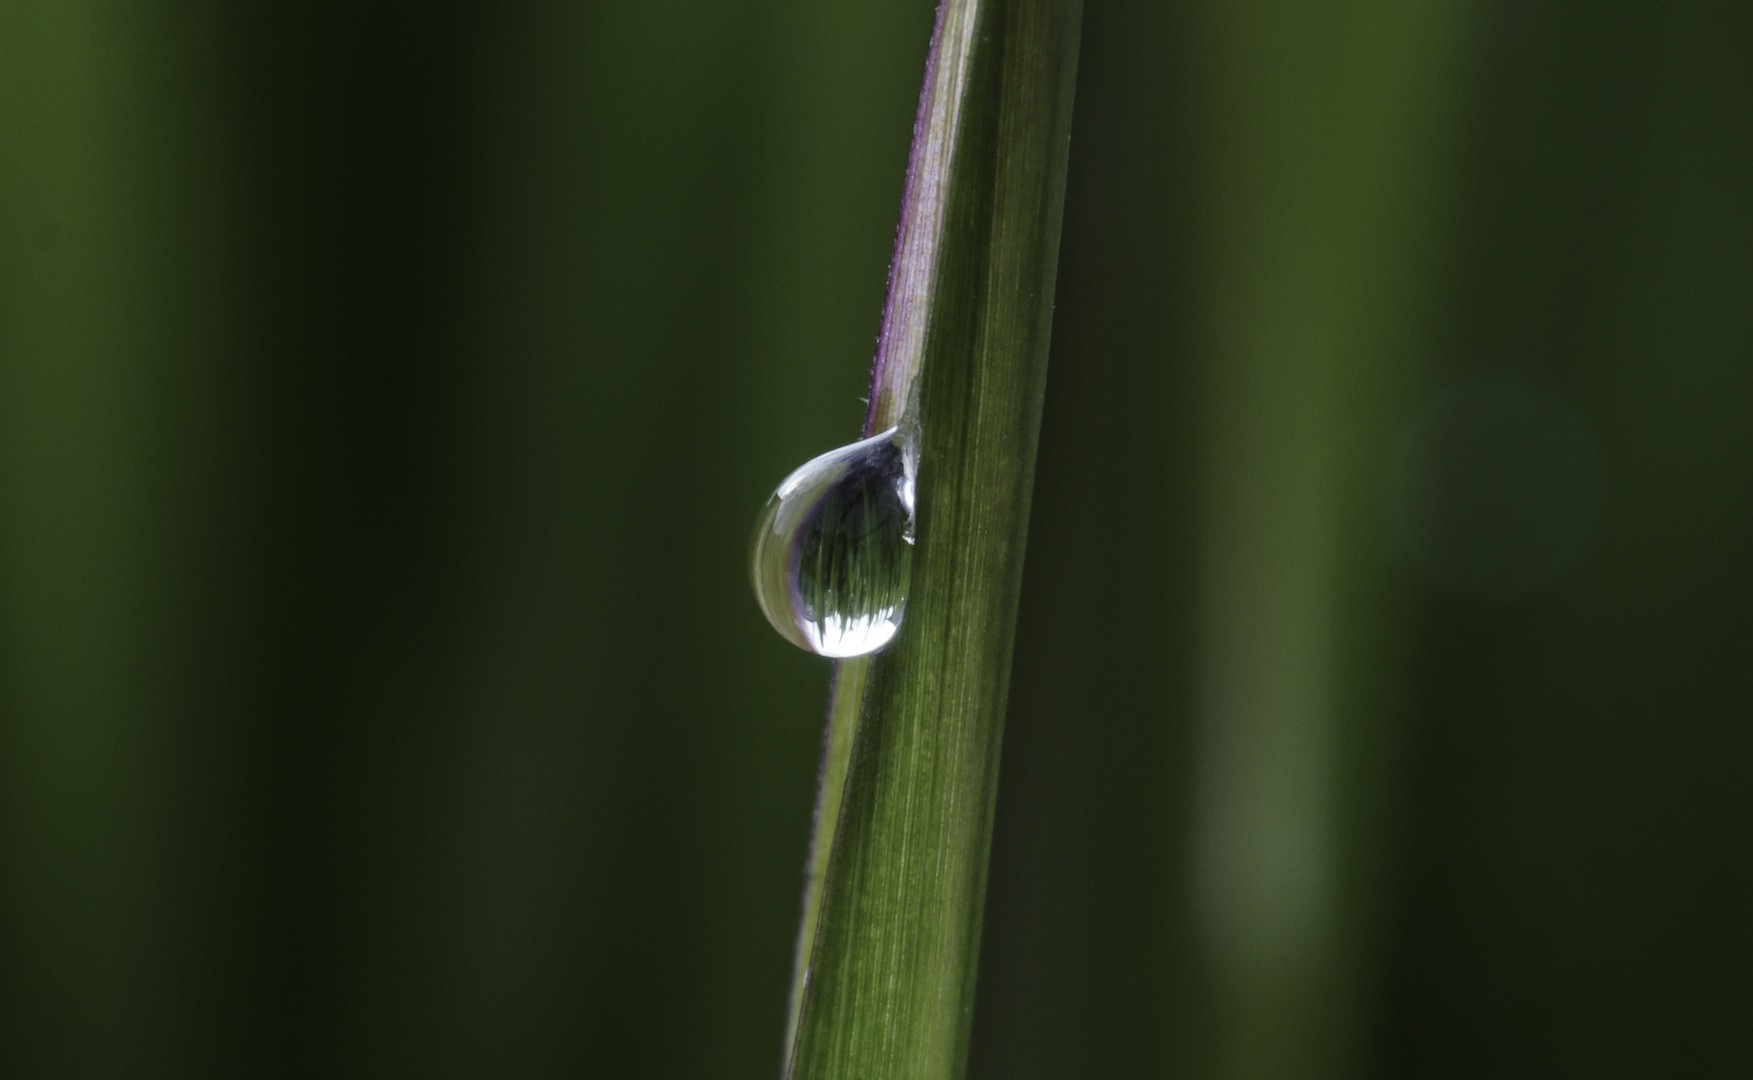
[1,0,1748,1076]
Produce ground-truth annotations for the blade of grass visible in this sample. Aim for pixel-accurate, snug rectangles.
[782,2,1082,1077]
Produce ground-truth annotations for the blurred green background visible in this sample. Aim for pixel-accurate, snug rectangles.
[1,0,1749,1076]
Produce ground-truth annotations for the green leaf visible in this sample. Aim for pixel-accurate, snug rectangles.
[782,2,1083,1077]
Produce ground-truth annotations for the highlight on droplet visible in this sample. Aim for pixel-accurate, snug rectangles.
[750,427,916,658]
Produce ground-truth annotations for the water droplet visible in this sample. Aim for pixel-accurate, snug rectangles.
[751,426,916,657]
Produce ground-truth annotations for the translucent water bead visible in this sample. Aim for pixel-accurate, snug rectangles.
[750,426,916,657]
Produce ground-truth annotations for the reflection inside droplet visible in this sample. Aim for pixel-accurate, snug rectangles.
[750,427,916,657]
